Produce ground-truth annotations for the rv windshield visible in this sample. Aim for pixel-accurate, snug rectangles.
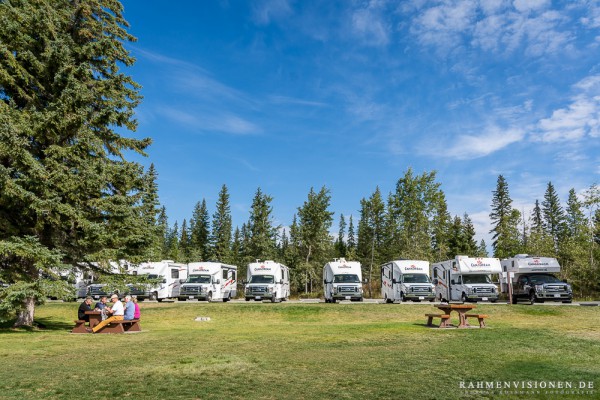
[146,274,159,280]
[333,274,360,283]
[249,275,274,284]
[462,274,492,284]
[529,274,562,284]
[402,274,430,283]
[187,275,211,284]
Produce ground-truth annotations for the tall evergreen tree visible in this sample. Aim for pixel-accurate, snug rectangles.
[462,213,478,256]
[210,184,232,262]
[156,206,170,259]
[0,0,152,326]
[179,219,190,263]
[335,214,347,258]
[347,216,357,259]
[489,175,521,258]
[476,239,489,257]
[542,181,566,252]
[526,200,554,256]
[246,188,278,261]
[167,222,179,262]
[189,199,210,261]
[296,187,334,293]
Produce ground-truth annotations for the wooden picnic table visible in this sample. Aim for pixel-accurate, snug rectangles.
[85,311,102,329]
[426,303,487,328]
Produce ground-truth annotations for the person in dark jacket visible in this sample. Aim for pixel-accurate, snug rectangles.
[78,297,93,321]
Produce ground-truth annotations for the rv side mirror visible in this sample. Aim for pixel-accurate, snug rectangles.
[323,280,327,284]
[242,280,247,285]
[363,279,368,284]
[563,279,568,284]
[392,279,397,284]
[215,279,220,284]
[162,278,167,283]
[279,279,284,284]
[432,279,438,285]
[450,279,455,285]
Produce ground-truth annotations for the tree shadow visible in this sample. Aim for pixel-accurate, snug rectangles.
[0,317,74,334]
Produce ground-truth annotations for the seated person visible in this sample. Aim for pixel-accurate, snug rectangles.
[94,296,108,311]
[78,297,93,321]
[123,295,135,321]
[133,296,141,320]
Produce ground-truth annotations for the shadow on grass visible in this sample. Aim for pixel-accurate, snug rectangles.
[0,317,73,334]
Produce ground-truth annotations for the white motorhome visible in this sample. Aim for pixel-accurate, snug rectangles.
[431,256,501,303]
[128,260,187,302]
[381,260,434,303]
[244,260,290,302]
[178,262,237,302]
[87,260,129,299]
[323,258,363,303]
[500,254,572,304]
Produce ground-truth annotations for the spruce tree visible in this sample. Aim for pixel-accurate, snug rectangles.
[189,199,210,261]
[542,181,566,252]
[179,219,190,263]
[157,207,169,259]
[489,175,521,258]
[0,0,152,326]
[346,216,357,259]
[296,186,334,293]
[167,222,179,262]
[210,184,232,262]
[246,188,278,261]
[356,187,385,296]
[335,214,347,258]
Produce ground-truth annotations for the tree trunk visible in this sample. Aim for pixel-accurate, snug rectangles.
[14,296,36,327]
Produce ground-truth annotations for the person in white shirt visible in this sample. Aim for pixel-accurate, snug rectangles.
[89,294,124,333]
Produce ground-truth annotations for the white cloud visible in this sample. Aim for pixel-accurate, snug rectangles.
[159,107,261,135]
[443,126,525,159]
[350,1,391,47]
[408,1,576,57]
[513,0,550,13]
[534,74,600,142]
[252,0,293,25]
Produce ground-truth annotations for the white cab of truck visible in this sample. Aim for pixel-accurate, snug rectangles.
[500,254,572,304]
[381,260,434,303]
[431,256,501,303]
[323,258,363,303]
[245,260,290,302]
[179,262,237,302]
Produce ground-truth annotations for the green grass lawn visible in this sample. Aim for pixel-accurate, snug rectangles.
[0,302,598,399]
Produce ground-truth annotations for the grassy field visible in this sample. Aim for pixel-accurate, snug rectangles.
[0,301,598,399]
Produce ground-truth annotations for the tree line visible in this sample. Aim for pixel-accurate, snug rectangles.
[155,172,600,298]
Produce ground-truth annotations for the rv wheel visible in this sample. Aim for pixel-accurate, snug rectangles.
[384,294,392,304]
[207,292,213,302]
[151,292,158,301]
[511,295,518,305]
[331,298,336,304]
[401,293,407,302]
[461,293,468,303]
[529,291,536,305]
[245,297,250,301]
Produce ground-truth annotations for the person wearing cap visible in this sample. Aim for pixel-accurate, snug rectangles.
[89,294,124,333]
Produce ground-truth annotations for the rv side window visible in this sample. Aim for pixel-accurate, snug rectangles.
[281,270,284,280]
[433,269,438,278]
[231,271,236,281]
[171,269,179,279]
[223,269,228,280]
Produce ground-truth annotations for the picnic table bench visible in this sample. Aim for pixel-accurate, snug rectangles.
[97,319,141,334]
[464,313,488,328]
[425,313,451,328]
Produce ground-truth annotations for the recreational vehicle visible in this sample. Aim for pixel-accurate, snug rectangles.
[178,262,238,302]
[381,260,434,303]
[431,256,501,303]
[244,260,290,302]
[87,260,131,299]
[323,258,364,303]
[128,260,187,301]
[500,255,572,304]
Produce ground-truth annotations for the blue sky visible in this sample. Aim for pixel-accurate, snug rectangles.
[122,0,600,246]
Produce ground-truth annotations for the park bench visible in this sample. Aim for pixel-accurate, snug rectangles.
[71,320,88,334]
[465,314,488,328]
[425,313,451,328]
[96,319,141,334]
